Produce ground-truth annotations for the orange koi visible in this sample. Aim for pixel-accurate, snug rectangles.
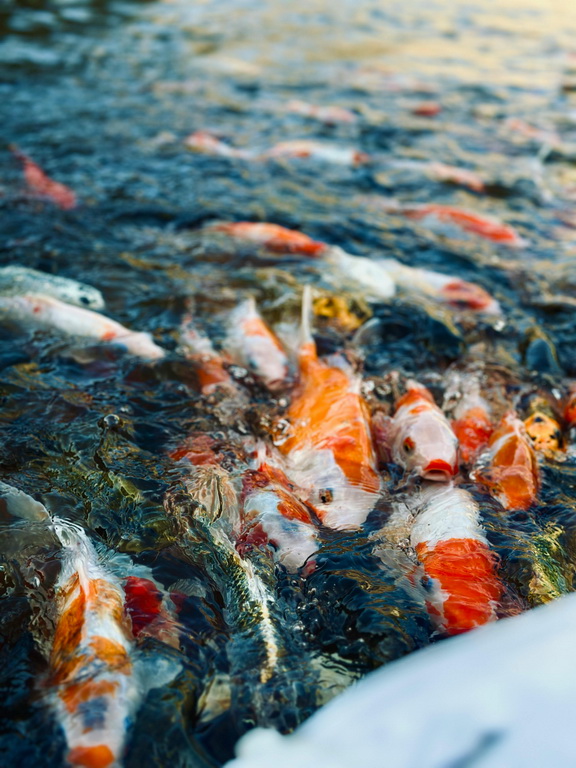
[183,131,253,159]
[389,382,459,481]
[264,140,370,166]
[523,406,563,454]
[411,484,501,635]
[284,100,357,124]
[225,297,290,389]
[207,221,327,256]
[475,413,539,510]
[451,383,494,465]
[278,287,381,529]
[11,145,77,210]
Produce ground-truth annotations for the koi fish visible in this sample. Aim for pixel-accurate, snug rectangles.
[366,197,527,246]
[225,298,290,389]
[183,131,254,159]
[411,483,501,635]
[523,398,563,454]
[283,100,357,124]
[450,379,494,465]
[48,519,177,768]
[11,145,77,210]
[278,287,381,529]
[426,162,485,193]
[207,221,328,256]
[474,413,539,510]
[412,101,442,117]
[240,459,319,573]
[123,576,181,650]
[0,265,105,310]
[179,315,238,395]
[324,248,396,300]
[377,258,501,314]
[388,381,459,481]
[564,385,576,428]
[264,140,370,166]
[0,294,165,360]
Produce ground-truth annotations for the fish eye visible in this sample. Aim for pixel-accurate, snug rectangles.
[319,488,333,504]
[403,437,415,454]
[80,296,90,305]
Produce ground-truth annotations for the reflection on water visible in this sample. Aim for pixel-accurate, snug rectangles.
[2,0,576,765]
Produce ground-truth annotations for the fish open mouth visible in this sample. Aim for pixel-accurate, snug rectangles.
[422,460,456,481]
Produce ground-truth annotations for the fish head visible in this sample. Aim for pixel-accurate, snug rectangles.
[524,411,563,453]
[393,411,458,480]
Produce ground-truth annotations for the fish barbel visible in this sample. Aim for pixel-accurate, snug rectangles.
[225,297,291,390]
[388,381,459,481]
[0,266,105,310]
[0,294,165,360]
[474,412,539,510]
[278,287,381,529]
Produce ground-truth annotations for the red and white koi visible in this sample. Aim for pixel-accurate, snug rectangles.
[264,140,370,166]
[388,381,459,481]
[450,380,494,465]
[11,145,77,210]
[278,287,381,529]
[206,221,328,257]
[240,457,319,573]
[183,131,254,159]
[0,294,165,360]
[225,298,290,389]
[474,413,539,510]
[47,519,177,768]
[410,483,501,635]
[283,100,357,124]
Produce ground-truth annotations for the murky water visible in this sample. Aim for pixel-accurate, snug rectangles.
[2,0,576,765]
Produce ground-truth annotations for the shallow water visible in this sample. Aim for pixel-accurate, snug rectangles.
[2,0,576,765]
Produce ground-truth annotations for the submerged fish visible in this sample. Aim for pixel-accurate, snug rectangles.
[11,145,77,210]
[0,294,165,360]
[47,519,178,768]
[240,457,319,573]
[207,222,328,257]
[283,100,357,124]
[179,314,239,395]
[278,287,381,529]
[0,266,105,310]
[410,483,501,635]
[264,140,370,166]
[474,413,539,511]
[387,381,459,481]
[427,162,485,192]
[225,298,291,389]
[183,131,254,159]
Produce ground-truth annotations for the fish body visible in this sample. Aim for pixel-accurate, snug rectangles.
[475,413,539,510]
[389,382,459,481]
[226,298,290,389]
[451,384,494,465]
[264,140,370,166]
[325,248,396,300]
[410,483,501,635]
[48,520,146,768]
[0,266,105,310]
[183,131,253,159]
[401,204,526,246]
[11,145,77,210]
[564,386,576,428]
[240,461,319,572]
[378,259,501,314]
[208,221,327,256]
[427,162,485,192]
[179,315,238,395]
[278,288,381,529]
[0,294,165,360]
[284,100,357,124]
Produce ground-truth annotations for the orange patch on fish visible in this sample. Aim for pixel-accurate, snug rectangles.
[61,680,119,714]
[210,222,327,256]
[416,538,501,635]
[452,406,493,464]
[440,280,495,311]
[11,145,77,210]
[90,637,132,673]
[403,204,524,245]
[67,745,115,768]
[50,588,87,685]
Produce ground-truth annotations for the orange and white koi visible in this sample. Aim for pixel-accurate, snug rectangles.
[183,131,254,159]
[11,145,77,210]
[264,140,370,166]
[450,381,494,465]
[239,459,319,573]
[366,197,527,246]
[474,413,539,510]
[225,298,290,389]
[277,287,381,529]
[0,265,105,310]
[283,100,357,124]
[388,381,459,481]
[179,315,238,395]
[207,221,328,256]
[0,294,165,360]
[410,483,501,635]
[48,519,177,768]
[523,398,563,455]
[377,258,501,314]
